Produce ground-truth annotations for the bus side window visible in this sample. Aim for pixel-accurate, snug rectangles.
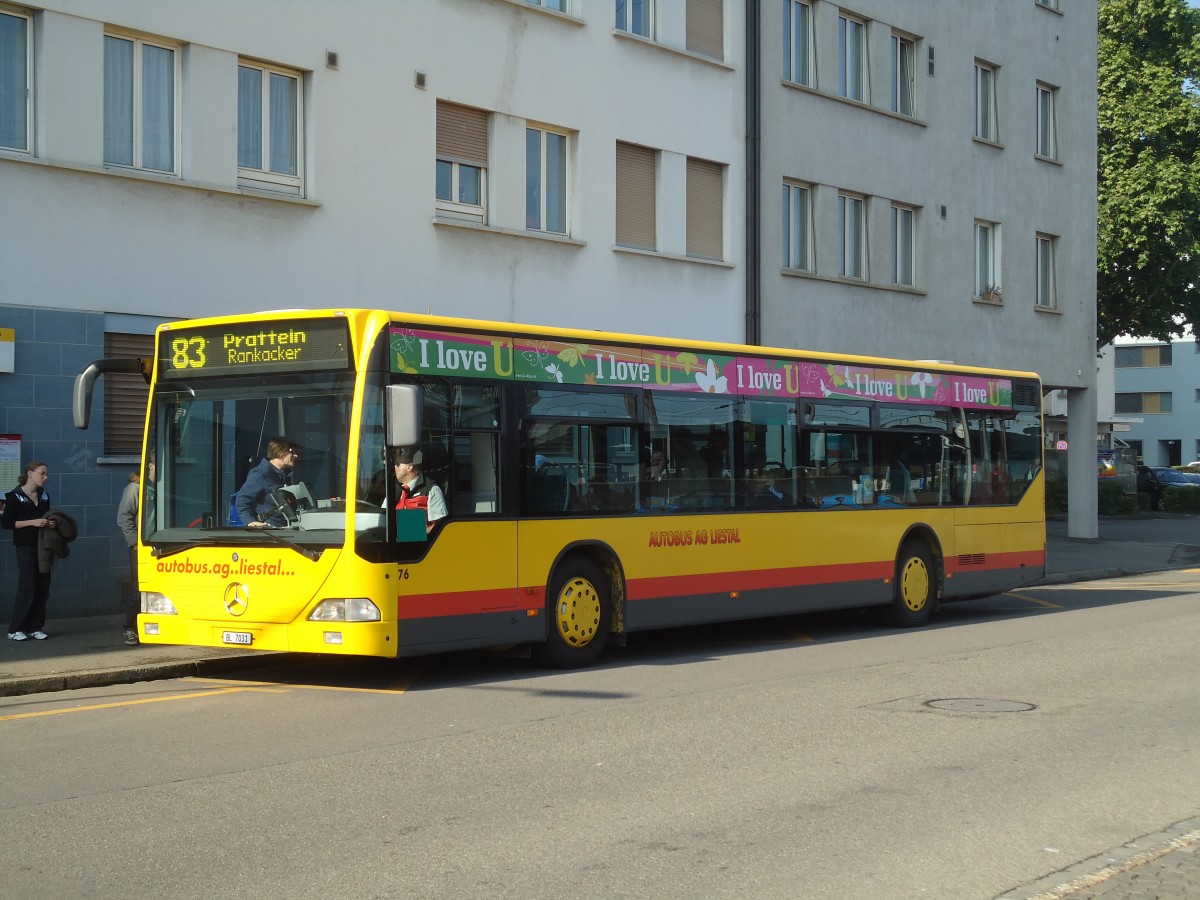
[453,432,498,515]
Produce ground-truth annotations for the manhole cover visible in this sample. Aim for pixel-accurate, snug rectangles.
[924,698,1037,713]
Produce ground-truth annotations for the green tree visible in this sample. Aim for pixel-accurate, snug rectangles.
[1097,0,1200,347]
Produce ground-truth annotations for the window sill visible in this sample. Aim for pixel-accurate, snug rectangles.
[1034,1,1064,15]
[1034,153,1063,167]
[0,151,319,205]
[434,216,585,247]
[780,267,926,296]
[613,29,733,71]
[614,245,733,268]
[486,0,586,24]
[972,136,1005,150]
[780,80,928,127]
[1035,304,1062,315]
[973,294,1004,307]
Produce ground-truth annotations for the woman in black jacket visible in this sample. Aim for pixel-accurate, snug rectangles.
[2,461,54,641]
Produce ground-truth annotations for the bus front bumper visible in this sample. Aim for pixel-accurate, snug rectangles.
[137,616,398,657]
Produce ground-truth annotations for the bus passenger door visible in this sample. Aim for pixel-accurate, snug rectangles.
[394,410,520,646]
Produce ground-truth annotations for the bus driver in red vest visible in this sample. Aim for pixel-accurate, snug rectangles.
[392,448,447,533]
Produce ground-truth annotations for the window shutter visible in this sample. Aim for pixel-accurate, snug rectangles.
[615,142,656,250]
[103,332,154,456]
[436,101,488,166]
[686,0,724,60]
[686,157,724,260]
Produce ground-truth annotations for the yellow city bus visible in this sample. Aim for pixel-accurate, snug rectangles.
[74,308,1045,667]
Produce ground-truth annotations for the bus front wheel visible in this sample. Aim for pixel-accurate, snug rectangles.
[884,541,936,627]
[536,558,611,668]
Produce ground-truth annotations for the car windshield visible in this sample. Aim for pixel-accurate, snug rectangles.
[1160,469,1191,484]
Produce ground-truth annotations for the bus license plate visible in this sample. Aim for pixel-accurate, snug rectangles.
[222,631,253,646]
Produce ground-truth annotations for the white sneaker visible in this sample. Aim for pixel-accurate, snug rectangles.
[29,631,48,640]
[6,631,27,641]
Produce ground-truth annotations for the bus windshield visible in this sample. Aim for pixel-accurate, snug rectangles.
[143,370,380,548]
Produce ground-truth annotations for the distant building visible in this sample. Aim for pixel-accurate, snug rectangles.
[1108,336,1200,467]
[0,0,1099,613]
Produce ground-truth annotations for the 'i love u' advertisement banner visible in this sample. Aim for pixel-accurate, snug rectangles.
[388,328,1014,410]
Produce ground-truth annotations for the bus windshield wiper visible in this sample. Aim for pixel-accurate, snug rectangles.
[245,528,323,562]
[151,529,321,561]
[151,539,219,559]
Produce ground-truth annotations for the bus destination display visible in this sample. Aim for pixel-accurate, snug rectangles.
[159,318,353,378]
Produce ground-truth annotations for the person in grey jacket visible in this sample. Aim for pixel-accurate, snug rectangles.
[116,457,154,645]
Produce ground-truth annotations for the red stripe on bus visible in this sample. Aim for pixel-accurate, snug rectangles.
[397,549,1045,619]
[626,561,894,601]
[945,548,1045,574]
[397,588,536,620]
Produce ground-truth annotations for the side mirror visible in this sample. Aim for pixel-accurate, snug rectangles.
[386,384,422,448]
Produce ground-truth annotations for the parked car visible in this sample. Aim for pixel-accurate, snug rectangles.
[1136,466,1200,510]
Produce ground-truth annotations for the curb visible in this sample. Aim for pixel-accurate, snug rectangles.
[995,814,1200,899]
[1035,568,1130,586]
[0,652,289,698]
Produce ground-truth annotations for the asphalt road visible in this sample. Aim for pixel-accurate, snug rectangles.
[2,571,1198,899]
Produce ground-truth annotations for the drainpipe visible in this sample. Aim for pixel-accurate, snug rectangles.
[745,0,762,346]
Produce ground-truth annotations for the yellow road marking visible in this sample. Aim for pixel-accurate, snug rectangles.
[1006,591,1063,608]
[386,672,420,693]
[760,632,813,644]
[188,676,412,696]
[0,686,285,721]
[1043,579,1200,591]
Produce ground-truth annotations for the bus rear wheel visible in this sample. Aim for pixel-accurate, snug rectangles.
[884,541,936,627]
[535,558,611,668]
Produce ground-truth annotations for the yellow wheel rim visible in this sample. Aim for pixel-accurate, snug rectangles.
[555,576,601,648]
[900,556,931,613]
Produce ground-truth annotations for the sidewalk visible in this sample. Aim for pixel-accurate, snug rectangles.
[2,517,1198,700]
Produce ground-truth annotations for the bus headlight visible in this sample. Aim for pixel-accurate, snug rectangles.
[141,592,177,615]
[308,598,381,623]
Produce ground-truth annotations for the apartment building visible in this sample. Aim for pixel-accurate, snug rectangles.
[1109,337,1200,467]
[0,0,1098,613]
[756,0,1098,536]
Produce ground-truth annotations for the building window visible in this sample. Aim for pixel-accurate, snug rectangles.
[783,182,811,271]
[891,34,915,117]
[526,125,568,234]
[616,142,656,250]
[784,1,812,87]
[839,16,865,102]
[1115,345,1172,368]
[104,332,154,455]
[686,156,724,261]
[104,33,177,173]
[974,220,1001,298]
[238,61,302,195]
[436,101,488,223]
[892,204,914,286]
[974,61,997,141]
[1036,234,1057,309]
[616,0,653,37]
[0,8,31,153]
[838,192,865,278]
[528,0,567,9]
[686,0,723,60]
[1036,0,1059,9]
[1036,82,1057,159]
[1115,392,1172,414]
